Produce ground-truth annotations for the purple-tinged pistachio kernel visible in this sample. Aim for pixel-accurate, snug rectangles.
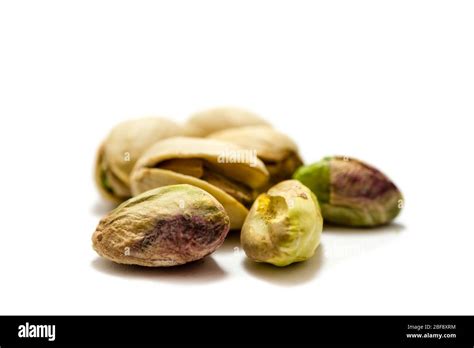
[293,156,403,227]
[92,184,230,266]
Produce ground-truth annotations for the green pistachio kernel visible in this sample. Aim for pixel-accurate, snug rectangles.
[241,180,323,267]
[92,184,230,267]
[293,156,403,227]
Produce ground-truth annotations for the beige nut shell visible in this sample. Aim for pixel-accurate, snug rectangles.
[95,117,186,202]
[208,125,301,162]
[131,136,270,229]
[185,107,271,137]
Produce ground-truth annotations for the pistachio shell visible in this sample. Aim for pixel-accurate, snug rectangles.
[241,180,323,267]
[95,142,130,203]
[185,107,271,136]
[208,126,304,185]
[130,136,269,229]
[293,156,403,227]
[92,184,230,267]
[95,117,186,203]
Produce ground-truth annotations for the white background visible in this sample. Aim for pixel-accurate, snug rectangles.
[0,0,473,315]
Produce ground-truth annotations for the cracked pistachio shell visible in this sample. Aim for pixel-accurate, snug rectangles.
[130,136,269,229]
[208,126,304,186]
[185,107,271,137]
[241,180,323,267]
[95,117,187,203]
[92,184,230,267]
[293,156,403,227]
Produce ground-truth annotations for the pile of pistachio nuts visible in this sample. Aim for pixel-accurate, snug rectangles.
[92,107,403,267]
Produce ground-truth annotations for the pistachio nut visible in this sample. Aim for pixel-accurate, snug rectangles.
[185,107,271,137]
[95,117,187,203]
[92,184,230,267]
[130,136,269,229]
[241,180,323,267]
[293,156,403,227]
[208,126,304,186]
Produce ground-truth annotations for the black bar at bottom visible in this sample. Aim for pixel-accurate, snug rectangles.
[0,316,473,346]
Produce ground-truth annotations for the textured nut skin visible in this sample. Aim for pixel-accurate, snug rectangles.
[241,180,323,267]
[95,117,186,203]
[293,156,403,227]
[92,184,230,267]
[185,107,271,136]
[208,126,304,186]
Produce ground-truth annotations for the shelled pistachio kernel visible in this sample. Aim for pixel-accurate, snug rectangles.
[241,180,323,267]
[293,156,403,227]
[92,184,230,267]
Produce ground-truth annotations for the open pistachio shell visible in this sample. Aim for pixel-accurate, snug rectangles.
[185,107,271,136]
[92,184,230,267]
[95,117,186,203]
[241,180,323,267]
[130,136,269,229]
[293,156,403,227]
[208,126,304,185]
